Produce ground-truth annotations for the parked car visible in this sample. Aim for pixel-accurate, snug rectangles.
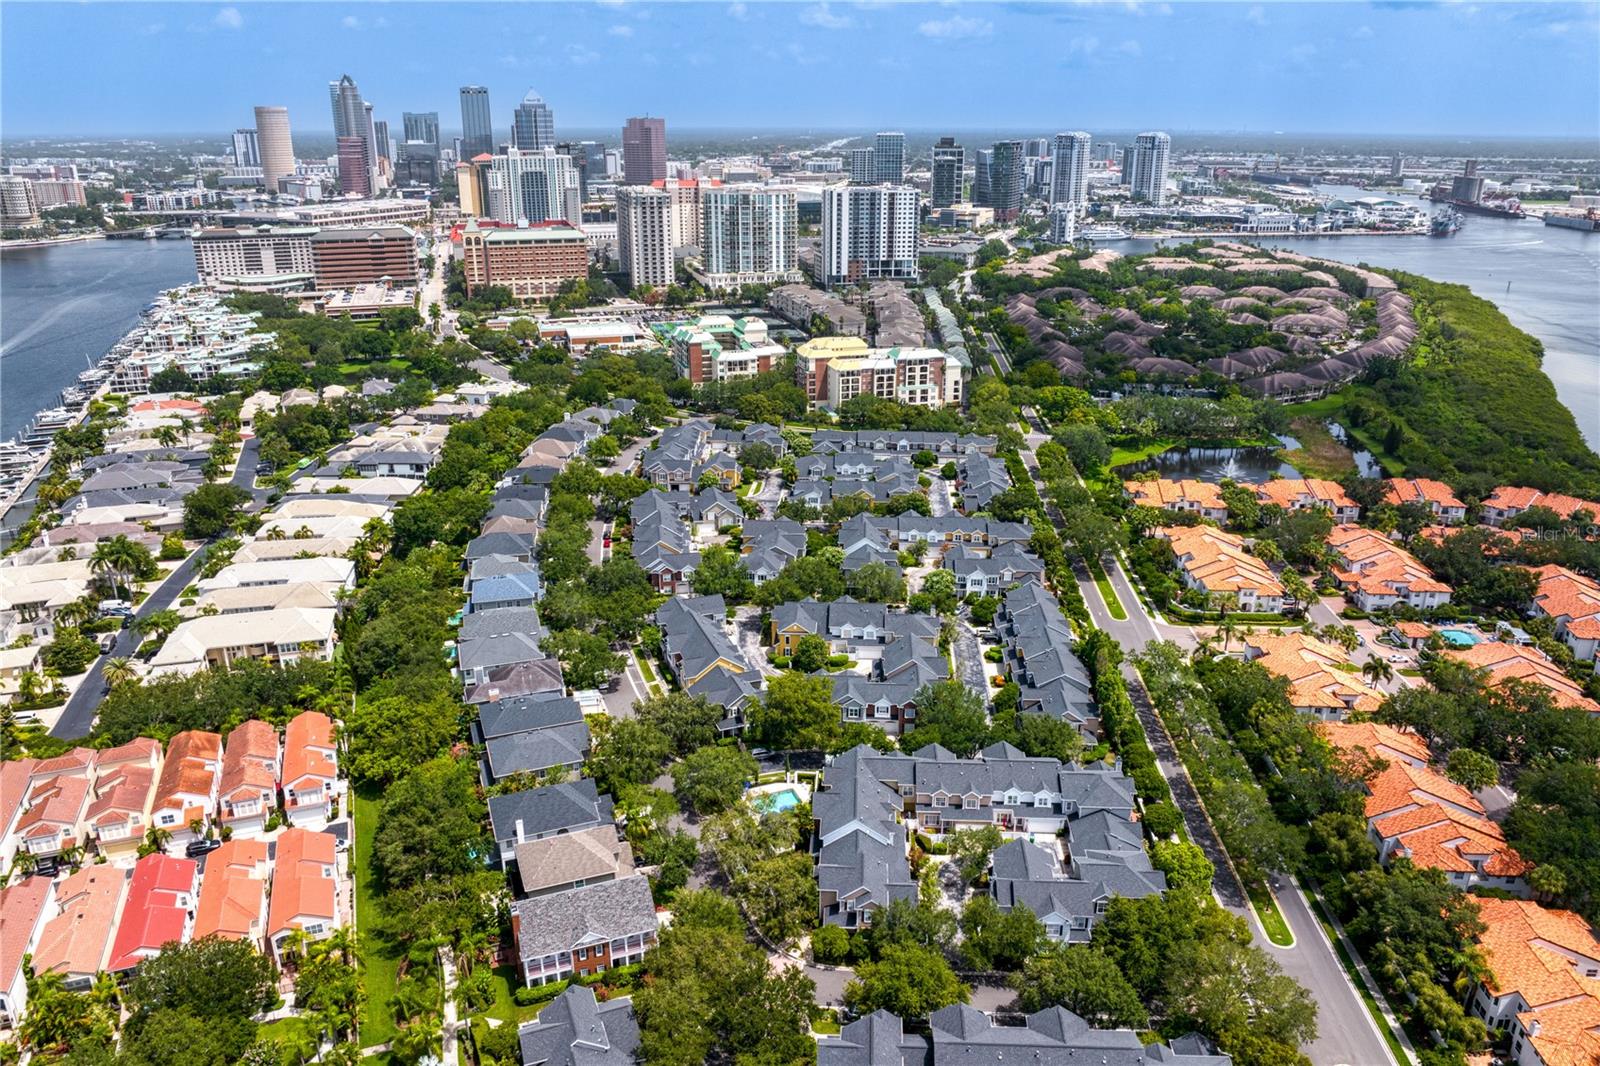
[184,838,223,858]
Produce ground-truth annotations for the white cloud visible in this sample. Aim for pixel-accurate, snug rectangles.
[567,44,601,64]
[1288,43,1318,67]
[341,15,360,29]
[1066,35,1101,57]
[1116,38,1142,55]
[214,6,243,29]
[917,15,993,38]
[727,1,748,18]
[1245,5,1266,25]
[609,23,634,36]
[139,21,165,35]
[1351,23,1374,38]
[800,3,853,30]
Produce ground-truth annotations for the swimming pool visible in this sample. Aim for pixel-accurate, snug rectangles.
[756,788,803,812]
[1438,628,1482,647]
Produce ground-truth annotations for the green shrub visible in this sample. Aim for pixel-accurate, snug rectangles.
[1142,802,1183,839]
[812,924,850,964]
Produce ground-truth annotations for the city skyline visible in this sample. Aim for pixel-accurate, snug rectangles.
[2,2,1596,138]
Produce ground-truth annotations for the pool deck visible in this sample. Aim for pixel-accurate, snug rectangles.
[747,779,812,811]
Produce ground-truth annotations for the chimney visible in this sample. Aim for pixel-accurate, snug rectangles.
[514,818,525,844]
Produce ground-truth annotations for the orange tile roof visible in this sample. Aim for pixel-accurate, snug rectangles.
[32,865,127,978]
[1242,632,1385,714]
[267,828,338,939]
[219,718,279,802]
[153,730,222,824]
[1446,642,1600,713]
[1123,478,1226,513]
[28,747,97,783]
[194,839,270,943]
[1315,720,1432,766]
[84,765,155,829]
[1363,760,1479,822]
[0,757,39,836]
[1255,477,1358,513]
[94,737,162,774]
[1382,478,1465,511]
[1484,486,1600,521]
[1474,898,1600,1055]
[1395,621,1432,639]
[1372,802,1529,876]
[16,774,90,842]
[0,875,54,992]
[1532,566,1600,630]
[282,711,337,788]
[1327,524,1451,598]
[108,853,196,972]
[1157,525,1283,600]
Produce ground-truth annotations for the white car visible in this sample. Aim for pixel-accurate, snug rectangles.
[1388,654,1408,664]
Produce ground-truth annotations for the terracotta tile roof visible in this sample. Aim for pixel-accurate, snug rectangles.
[1156,525,1283,600]
[1474,898,1600,1066]
[282,710,337,787]
[1395,621,1432,639]
[1382,478,1464,512]
[219,719,279,802]
[94,737,162,774]
[194,839,270,943]
[0,757,39,836]
[32,865,127,978]
[107,853,196,971]
[0,875,54,993]
[153,730,223,825]
[1446,641,1600,713]
[28,747,97,783]
[1484,486,1600,521]
[1373,802,1528,876]
[1243,632,1385,714]
[1531,566,1600,630]
[267,828,338,939]
[1254,477,1358,513]
[84,765,155,829]
[16,774,90,843]
[1363,760,1478,822]
[1315,720,1432,767]
[1327,524,1451,597]
[1123,478,1225,513]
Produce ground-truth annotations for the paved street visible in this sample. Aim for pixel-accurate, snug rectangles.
[1014,412,1398,1066]
[950,617,988,701]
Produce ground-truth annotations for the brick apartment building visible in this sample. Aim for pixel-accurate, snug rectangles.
[458,219,588,302]
[310,227,420,289]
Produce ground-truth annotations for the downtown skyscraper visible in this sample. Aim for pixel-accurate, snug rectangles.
[622,116,667,185]
[988,141,1026,223]
[330,75,375,196]
[513,91,556,150]
[459,86,494,159]
[1127,131,1171,206]
[252,106,295,193]
[873,132,905,184]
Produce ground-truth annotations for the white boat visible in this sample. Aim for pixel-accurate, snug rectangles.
[1078,224,1133,242]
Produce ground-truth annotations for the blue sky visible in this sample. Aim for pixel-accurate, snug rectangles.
[3,1,1596,137]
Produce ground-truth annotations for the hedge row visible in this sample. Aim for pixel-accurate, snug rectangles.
[998,447,1091,626]
[1078,628,1170,805]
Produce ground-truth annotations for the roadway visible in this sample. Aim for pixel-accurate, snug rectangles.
[52,437,280,739]
[1018,410,1398,1066]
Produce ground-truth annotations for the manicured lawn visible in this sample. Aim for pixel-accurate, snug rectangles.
[1107,438,1179,471]
[352,787,401,1048]
[1086,558,1128,621]
[1246,882,1294,947]
[633,649,656,683]
[1344,423,1407,476]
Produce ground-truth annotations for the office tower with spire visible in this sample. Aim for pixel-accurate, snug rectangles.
[1050,131,1091,209]
[874,131,905,184]
[513,91,556,150]
[460,86,494,159]
[622,116,667,185]
[930,137,964,208]
[1127,131,1170,205]
[253,106,295,194]
[330,75,375,195]
[989,140,1025,223]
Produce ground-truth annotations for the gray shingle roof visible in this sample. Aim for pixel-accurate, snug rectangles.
[489,779,613,849]
[517,986,641,1066]
[512,876,657,962]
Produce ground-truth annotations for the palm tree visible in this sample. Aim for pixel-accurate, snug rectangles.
[58,844,85,871]
[15,671,44,706]
[1361,658,1394,687]
[103,658,137,688]
[177,417,195,447]
[8,851,38,883]
[292,524,315,540]
[1216,616,1240,654]
[142,826,172,855]
[56,545,77,562]
[1328,623,1361,653]
[89,536,147,599]
[154,426,181,449]
[135,609,182,644]
[55,598,95,629]
[265,526,289,541]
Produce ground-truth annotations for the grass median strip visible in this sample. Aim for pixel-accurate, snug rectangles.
[1086,558,1129,621]
[1246,883,1294,947]
[353,787,401,1048]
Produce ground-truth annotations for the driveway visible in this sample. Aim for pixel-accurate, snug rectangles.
[950,618,988,704]
[733,607,777,679]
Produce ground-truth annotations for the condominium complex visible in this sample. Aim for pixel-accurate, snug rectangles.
[848,148,876,185]
[1127,131,1171,206]
[615,185,675,289]
[930,137,964,208]
[622,116,667,185]
[0,175,41,226]
[988,140,1026,223]
[1050,131,1091,208]
[654,178,717,249]
[485,147,582,226]
[795,336,964,410]
[459,219,588,301]
[694,185,800,289]
[820,183,920,286]
[253,106,296,194]
[658,314,785,384]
